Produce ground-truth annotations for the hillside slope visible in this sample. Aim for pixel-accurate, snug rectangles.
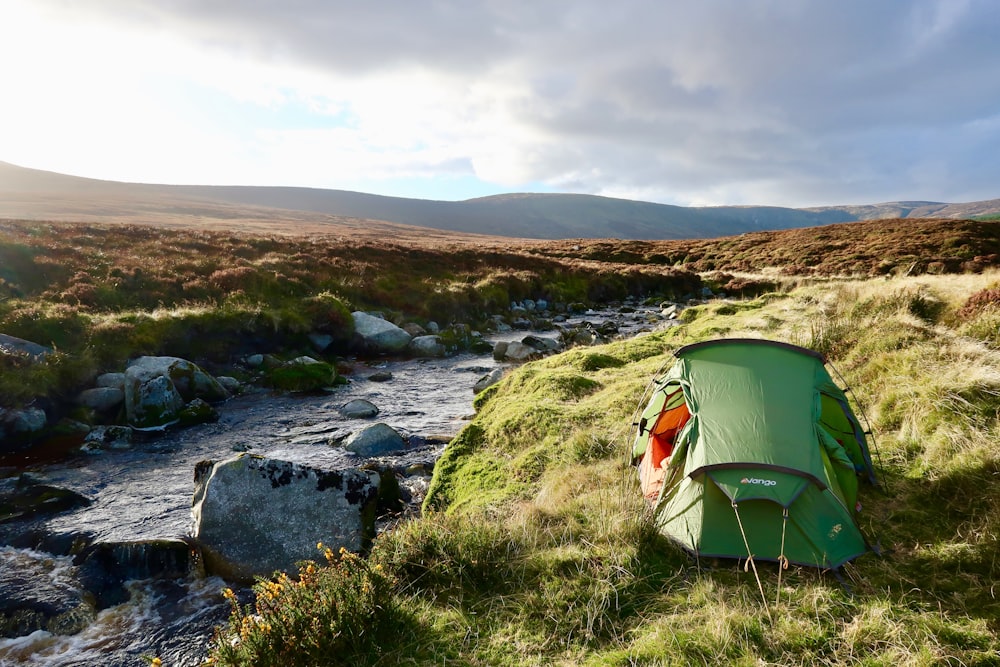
[3,161,999,240]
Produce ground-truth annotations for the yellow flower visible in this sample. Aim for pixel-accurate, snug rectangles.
[222,588,235,600]
[150,659,162,667]
[316,541,324,550]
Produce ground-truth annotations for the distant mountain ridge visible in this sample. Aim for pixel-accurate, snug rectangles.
[1,160,998,240]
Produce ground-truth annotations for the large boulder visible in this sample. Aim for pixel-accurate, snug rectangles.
[409,335,447,358]
[95,372,125,389]
[339,399,380,419]
[0,407,49,452]
[351,312,412,354]
[340,423,407,457]
[75,387,124,414]
[191,454,380,580]
[504,341,541,362]
[124,356,230,428]
[473,367,505,394]
[267,356,336,392]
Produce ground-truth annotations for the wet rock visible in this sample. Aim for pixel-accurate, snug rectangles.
[0,548,95,637]
[661,304,678,318]
[426,321,440,334]
[573,329,601,346]
[267,357,336,392]
[522,335,561,353]
[191,454,379,580]
[12,407,47,433]
[469,338,495,355]
[0,475,91,524]
[365,465,403,516]
[511,317,532,330]
[245,354,265,368]
[95,372,125,389]
[367,370,393,382]
[339,399,379,419]
[409,335,447,358]
[124,357,230,429]
[0,407,48,452]
[178,398,219,427]
[216,376,242,395]
[340,423,407,457]
[351,311,412,353]
[308,332,334,353]
[76,387,124,414]
[402,322,427,337]
[74,539,198,610]
[51,419,90,441]
[492,341,509,362]
[473,368,505,394]
[80,425,134,452]
[598,321,620,336]
[504,341,541,362]
[125,372,184,429]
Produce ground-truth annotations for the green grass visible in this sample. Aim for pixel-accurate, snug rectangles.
[208,272,1000,666]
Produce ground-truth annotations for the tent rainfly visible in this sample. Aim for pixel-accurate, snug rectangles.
[632,338,877,569]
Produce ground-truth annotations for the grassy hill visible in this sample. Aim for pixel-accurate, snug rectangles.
[4,160,1000,240]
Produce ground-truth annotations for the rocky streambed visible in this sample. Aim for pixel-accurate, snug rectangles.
[0,300,682,666]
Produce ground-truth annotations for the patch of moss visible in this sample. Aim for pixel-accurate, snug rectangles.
[266,361,336,392]
[571,352,626,372]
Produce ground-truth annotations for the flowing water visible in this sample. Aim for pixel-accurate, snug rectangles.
[0,305,675,666]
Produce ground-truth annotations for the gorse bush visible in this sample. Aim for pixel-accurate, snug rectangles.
[210,547,402,666]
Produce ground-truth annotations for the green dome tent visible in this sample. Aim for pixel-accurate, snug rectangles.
[632,339,877,569]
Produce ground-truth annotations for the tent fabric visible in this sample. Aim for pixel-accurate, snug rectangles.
[633,338,876,569]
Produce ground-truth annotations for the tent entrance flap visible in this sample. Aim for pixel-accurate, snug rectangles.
[708,469,809,506]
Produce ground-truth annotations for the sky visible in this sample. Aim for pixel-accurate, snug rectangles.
[2,1,999,208]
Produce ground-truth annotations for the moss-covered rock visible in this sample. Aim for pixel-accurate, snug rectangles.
[266,357,336,392]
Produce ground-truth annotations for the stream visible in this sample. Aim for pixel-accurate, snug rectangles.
[0,304,676,666]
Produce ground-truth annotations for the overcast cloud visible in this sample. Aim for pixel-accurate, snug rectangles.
[2,0,999,206]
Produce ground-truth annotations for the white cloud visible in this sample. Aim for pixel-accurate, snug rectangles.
[4,0,1000,205]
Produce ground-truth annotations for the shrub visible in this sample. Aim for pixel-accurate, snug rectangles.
[209,548,402,666]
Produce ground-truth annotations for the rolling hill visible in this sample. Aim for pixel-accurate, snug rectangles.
[2,160,998,240]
